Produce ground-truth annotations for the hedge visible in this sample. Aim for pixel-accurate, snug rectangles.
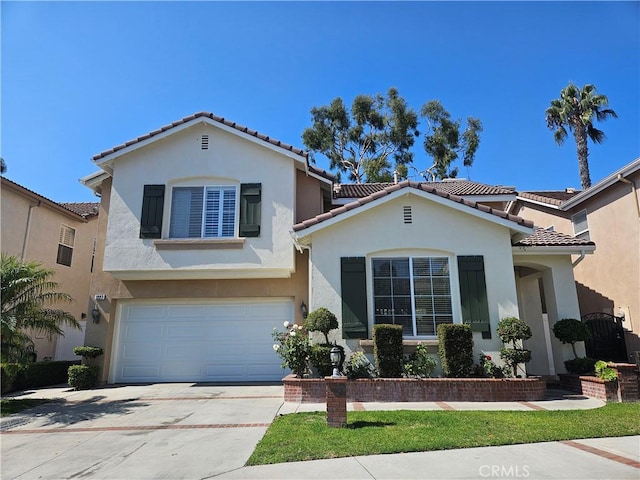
[1,361,79,394]
[437,324,474,378]
[373,324,404,377]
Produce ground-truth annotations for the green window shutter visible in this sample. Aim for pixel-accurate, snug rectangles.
[240,183,261,237]
[341,257,369,339]
[140,185,165,239]
[457,255,491,339]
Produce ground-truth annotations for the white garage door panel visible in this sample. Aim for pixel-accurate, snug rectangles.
[114,299,291,383]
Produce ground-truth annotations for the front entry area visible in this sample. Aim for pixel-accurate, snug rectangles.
[111,299,292,383]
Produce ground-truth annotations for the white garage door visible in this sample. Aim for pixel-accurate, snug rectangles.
[113,299,292,383]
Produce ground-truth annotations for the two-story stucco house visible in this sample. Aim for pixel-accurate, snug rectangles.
[82,112,595,384]
[1,177,99,360]
[509,157,640,360]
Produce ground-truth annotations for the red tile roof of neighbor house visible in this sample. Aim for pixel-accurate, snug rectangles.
[293,180,533,232]
[518,190,582,206]
[334,180,515,199]
[513,228,595,247]
[60,202,100,218]
[92,112,309,162]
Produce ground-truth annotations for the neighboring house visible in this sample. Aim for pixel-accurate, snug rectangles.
[0,177,99,360]
[81,112,594,384]
[508,158,640,359]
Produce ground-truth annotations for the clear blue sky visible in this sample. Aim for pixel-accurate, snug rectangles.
[2,1,638,203]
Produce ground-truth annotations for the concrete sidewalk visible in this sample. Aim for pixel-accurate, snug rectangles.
[2,384,638,480]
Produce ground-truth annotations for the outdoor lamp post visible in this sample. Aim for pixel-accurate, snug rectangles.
[330,344,343,377]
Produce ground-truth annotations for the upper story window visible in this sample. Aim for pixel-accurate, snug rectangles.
[571,209,590,240]
[372,257,453,337]
[169,186,236,238]
[57,225,75,267]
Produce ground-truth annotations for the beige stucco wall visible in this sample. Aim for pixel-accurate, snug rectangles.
[103,122,300,279]
[86,175,310,382]
[295,169,325,222]
[514,171,640,355]
[1,180,98,360]
[303,192,522,359]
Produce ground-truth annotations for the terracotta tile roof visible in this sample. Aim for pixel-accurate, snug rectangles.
[518,190,581,207]
[334,180,515,199]
[93,112,309,161]
[60,202,100,218]
[513,228,595,247]
[293,180,533,232]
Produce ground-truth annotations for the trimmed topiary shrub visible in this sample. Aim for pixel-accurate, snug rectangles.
[552,318,590,359]
[304,308,339,344]
[309,344,333,377]
[68,365,101,390]
[373,324,404,378]
[564,356,597,374]
[437,324,474,378]
[73,346,104,359]
[497,317,532,377]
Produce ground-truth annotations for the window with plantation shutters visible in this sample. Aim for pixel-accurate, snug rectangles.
[169,185,236,238]
[56,225,75,267]
[457,255,491,338]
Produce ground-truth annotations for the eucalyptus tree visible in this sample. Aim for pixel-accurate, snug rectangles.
[302,87,420,183]
[1,254,80,363]
[545,83,618,189]
[420,100,483,181]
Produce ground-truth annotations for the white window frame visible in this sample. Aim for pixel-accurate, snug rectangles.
[571,209,590,240]
[169,185,238,239]
[371,256,454,338]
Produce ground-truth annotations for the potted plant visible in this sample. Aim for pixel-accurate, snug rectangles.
[497,317,532,377]
[552,318,595,374]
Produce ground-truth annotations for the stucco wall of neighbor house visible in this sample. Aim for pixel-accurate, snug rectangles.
[1,182,98,360]
[102,122,297,279]
[305,192,521,359]
[85,176,310,383]
[295,169,325,223]
[514,171,640,356]
[513,254,584,374]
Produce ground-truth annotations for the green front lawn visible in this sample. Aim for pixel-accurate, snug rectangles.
[248,403,640,465]
[1,398,53,416]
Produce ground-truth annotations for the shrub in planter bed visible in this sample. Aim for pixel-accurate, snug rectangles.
[552,318,590,359]
[68,365,101,390]
[373,324,404,377]
[437,324,473,378]
[73,346,104,359]
[304,308,338,345]
[595,360,618,382]
[404,343,437,378]
[497,317,532,377]
[345,351,375,379]
[1,361,78,394]
[564,357,597,374]
[309,344,333,377]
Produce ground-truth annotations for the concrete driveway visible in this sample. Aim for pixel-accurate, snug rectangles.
[1,383,285,480]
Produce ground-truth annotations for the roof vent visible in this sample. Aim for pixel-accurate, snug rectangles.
[403,205,412,224]
[201,135,209,150]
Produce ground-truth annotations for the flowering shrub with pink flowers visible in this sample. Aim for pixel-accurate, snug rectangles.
[272,321,310,378]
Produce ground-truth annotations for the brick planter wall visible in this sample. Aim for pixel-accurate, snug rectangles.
[283,375,546,403]
[558,373,583,394]
[579,376,618,402]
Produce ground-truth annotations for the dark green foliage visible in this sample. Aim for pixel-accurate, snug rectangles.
[564,357,597,374]
[1,361,78,394]
[302,87,419,183]
[437,324,474,378]
[552,318,590,359]
[546,83,618,189]
[309,344,333,377]
[304,308,338,344]
[73,346,104,359]
[403,343,437,378]
[345,351,375,379]
[68,365,101,390]
[420,100,483,180]
[373,324,404,378]
[497,317,532,377]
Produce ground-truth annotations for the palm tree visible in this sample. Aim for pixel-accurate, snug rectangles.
[1,254,81,363]
[546,83,618,189]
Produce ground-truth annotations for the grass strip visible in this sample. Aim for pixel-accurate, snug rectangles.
[1,398,53,416]
[247,403,640,465]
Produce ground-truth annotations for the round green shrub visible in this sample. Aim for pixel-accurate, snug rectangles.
[552,318,590,359]
[73,346,104,359]
[68,365,101,390]
[564,357,597,374]
[304,308,338,344]
[497,317,532,344]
